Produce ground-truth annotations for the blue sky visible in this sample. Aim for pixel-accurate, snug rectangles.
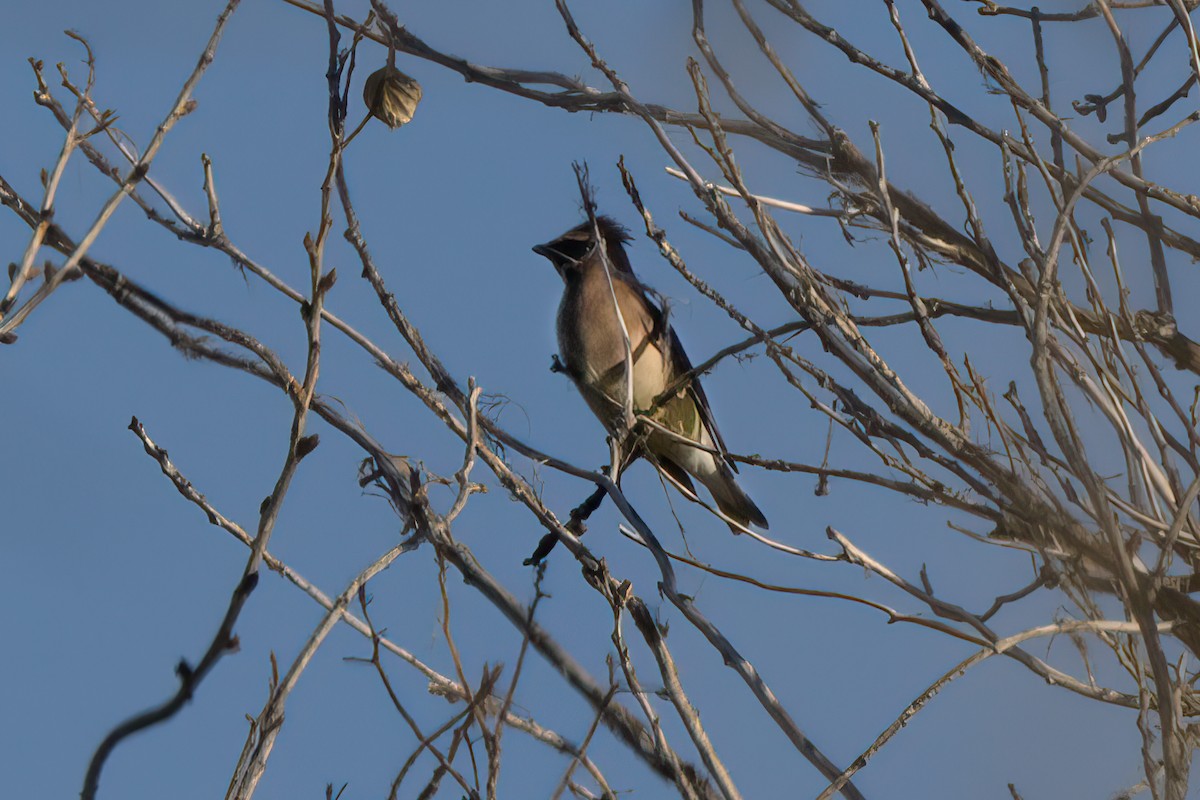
[2,1,1190,798]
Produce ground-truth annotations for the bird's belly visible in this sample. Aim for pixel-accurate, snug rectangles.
[561,329,667,409]
[557,278,670,430]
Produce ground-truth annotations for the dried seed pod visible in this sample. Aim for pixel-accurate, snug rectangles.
[363,65,422,129]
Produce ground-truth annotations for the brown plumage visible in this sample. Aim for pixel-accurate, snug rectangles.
[533,215,769,530]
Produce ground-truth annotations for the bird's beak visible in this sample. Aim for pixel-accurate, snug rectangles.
[532,243,556,260]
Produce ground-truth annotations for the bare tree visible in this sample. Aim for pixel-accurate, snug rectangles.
[5,0,1200,798]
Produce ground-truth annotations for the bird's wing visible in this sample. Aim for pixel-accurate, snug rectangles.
[636,284,738,474]
[667,326,738,472]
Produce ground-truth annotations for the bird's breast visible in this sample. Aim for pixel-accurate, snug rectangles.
[556,273,669,415]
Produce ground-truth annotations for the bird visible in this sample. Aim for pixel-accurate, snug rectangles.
[533,214,769,531]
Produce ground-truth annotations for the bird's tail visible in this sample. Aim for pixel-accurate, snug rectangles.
[700,462,769,531]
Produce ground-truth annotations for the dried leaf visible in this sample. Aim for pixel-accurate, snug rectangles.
[317,267,337,298]
[363,65,422,129]
[296,434,320,461]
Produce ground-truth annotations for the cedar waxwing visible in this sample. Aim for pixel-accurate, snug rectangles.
[534,215,769,530]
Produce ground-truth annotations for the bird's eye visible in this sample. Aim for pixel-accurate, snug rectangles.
[554,239,593,263]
